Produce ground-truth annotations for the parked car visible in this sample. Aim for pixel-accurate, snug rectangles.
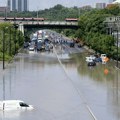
[24,42,29,48]
[67,41,75,47]
[37,42,42,51]
[45,43,50,51]
[31,37,37,42]
[44,38,50,44]
[37,41,45,51]
[29,44,35,51]
[0,100,34,111]
[78,44,82,48]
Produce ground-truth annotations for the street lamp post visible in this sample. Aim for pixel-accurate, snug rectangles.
[106,21,119,68]
[14,28,16,55]
[78,7,80,18]
[2,29,5,70]
[18,30,20,45]
[9,27,11,56]
[113,21,119,68]
[112,29,119,68]
[116,29,119,68]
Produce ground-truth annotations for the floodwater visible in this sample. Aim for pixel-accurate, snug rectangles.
[0,48,120,120]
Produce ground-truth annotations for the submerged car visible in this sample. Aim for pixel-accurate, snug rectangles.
[88,61,96,66]
[67,41,75,47]
[0,100,34,111]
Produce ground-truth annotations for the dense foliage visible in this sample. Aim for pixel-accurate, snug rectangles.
[75,4,120,59]
[0,23,24,61]
[0,4,92,21]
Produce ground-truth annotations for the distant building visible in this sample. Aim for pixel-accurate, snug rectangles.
[0,7,10,13]
[24,0,28,11]
[7,0,11,10]
[12,0,16,11]
[109,0,116,3]
[96,3,106,9]
[106,3,116,8]
[112,0,120,4]
[80,5,92,10]
[106,0,120,7]
[7,0,28,12]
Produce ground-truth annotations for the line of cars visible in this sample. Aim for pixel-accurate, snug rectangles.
[86,54,109,66]
[24,37,53,52]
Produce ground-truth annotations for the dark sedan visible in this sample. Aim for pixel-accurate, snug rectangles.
[88,61,96,66]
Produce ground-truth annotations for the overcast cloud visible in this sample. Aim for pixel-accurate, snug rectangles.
[0,0,108,11]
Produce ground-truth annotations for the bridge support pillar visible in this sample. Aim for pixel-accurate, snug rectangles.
[18,24,24,35]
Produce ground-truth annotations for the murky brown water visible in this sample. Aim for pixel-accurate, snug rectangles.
[0,49,120,120]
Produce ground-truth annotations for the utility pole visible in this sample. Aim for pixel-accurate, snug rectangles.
[105,17,119,68]
[37,7,39,24]
[14,27,16,55]
[114,21,119,68]
[116,29,119,68]
[2,29,5,69]
[9,27,11,56]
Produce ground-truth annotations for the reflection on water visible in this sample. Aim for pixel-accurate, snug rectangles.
[68,53,118,83]
[0,50,120,120]
[107,70,120,120]
[3,75,5,100]
[63,53,120,120]
[0,111,21,119]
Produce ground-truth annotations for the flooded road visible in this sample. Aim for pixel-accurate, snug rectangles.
[0,47,120,120]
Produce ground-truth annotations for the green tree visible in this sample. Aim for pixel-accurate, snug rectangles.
[0,23,24,61]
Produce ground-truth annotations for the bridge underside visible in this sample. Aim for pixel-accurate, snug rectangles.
[24,24,79,29]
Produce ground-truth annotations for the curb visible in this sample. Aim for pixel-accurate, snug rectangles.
[83,46,95,53]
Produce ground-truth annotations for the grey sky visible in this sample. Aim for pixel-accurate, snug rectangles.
[0,0,108,11]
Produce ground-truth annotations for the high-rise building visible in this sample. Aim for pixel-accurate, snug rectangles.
[24,0,28,11]
[7,0,28,12]
[18,0,22,11]
[80,5,92,10]
[12,0,16,11]
[7,0,11,9]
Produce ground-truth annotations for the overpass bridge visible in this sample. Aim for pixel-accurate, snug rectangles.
[0,17,79,34]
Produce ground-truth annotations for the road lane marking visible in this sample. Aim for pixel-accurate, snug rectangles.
[53,45,98,120]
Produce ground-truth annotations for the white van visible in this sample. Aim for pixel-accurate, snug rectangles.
[0,100,34,111]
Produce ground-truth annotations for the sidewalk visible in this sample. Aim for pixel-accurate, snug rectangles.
[83,45,95,53]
